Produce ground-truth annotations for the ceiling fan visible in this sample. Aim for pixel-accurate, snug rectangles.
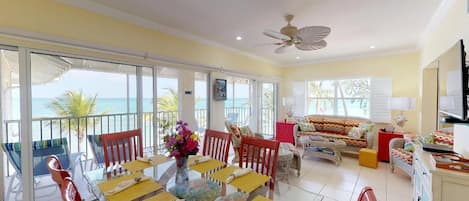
[263,14,331,54]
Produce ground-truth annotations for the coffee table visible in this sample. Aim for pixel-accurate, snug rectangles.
[301,136,346,165]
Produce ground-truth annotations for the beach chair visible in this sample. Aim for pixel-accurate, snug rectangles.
[1,138,83,201]
[87,134,106,168]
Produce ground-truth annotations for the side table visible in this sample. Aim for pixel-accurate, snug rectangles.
[275,122,296,145]
[378,130,403,162]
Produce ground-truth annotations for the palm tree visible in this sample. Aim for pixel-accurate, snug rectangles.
[48,90,98,140]
[157,88,178,111]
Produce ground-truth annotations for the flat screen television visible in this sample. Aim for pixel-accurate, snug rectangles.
[438,39,468,120]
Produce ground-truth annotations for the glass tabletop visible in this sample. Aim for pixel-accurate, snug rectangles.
[84,159,324,201]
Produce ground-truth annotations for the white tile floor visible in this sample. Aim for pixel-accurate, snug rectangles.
[5,154,413,201]
[293,154,413,201]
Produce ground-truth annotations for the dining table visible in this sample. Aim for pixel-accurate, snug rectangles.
[84,155,324,201]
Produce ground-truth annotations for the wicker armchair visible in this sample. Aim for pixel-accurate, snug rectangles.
[389,138,413,177]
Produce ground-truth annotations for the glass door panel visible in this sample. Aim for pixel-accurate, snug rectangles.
[1,48,22,201]
[225,77,251,126]
[156,67,179,153]
[141,67,155,154]
[30,53,138,199]
[194,72,208,136]
[260,82,276,137]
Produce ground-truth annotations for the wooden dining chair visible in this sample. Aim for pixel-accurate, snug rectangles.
[203,129,231,163]
[60,177,82,201]
[47,155,71,188]
[101,129,143,168]
[357,186,378,201]
[239,137,280,191]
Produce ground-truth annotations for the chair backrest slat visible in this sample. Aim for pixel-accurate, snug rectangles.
[101,129,143,168]
[239,137,280,191]
[203,129,231,164]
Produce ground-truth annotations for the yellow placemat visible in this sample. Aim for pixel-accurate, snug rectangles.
[122,160,152,172]
[252,195,272,201]
[98,172,162,201]
[189,156,225,173]
[122,155,170,172]
[209,166,270,193]
[143,192,178,201]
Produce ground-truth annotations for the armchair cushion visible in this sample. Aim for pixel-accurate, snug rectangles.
[391,148,413,165]
[239,126,254,137]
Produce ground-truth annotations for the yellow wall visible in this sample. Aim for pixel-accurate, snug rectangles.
[0,0,281,76]
[280,53,421,133]
[418,0,469,132]
[420,0,469,67]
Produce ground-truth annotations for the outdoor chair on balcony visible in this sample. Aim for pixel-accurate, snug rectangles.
[87,134,106,168]
[1,138,83,201]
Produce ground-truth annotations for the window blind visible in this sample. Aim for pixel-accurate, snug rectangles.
[369,77,392,122]
[292,81,306,116]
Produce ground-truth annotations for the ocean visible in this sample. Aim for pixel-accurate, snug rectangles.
[30,98,249,118]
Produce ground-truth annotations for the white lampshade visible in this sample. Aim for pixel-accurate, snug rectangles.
[282,97,295,107]
[390,97,414,111]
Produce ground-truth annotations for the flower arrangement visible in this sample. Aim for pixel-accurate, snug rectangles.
[164,120,200,159]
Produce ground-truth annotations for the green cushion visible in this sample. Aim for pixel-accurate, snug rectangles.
[299,123,315,132]
[239,126,253,137]
[404,142,415,152]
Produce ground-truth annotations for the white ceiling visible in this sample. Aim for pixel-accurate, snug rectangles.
[64,0,443,66]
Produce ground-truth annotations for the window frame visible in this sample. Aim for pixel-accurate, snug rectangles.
[306,78,370,118]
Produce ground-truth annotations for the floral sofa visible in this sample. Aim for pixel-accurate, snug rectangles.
[294,115,375,154]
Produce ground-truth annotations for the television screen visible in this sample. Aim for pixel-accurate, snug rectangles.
[438,40,467,120]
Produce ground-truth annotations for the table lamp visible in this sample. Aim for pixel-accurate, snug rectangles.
[390,97,414,132]
[282,96,295,118]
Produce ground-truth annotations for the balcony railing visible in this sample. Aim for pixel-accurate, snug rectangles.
[2,107,274,176]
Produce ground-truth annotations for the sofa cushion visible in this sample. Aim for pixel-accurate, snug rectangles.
[344,119,362,134]
[310,117,346,134]
[391,148,413,165]
[298,131,367,148]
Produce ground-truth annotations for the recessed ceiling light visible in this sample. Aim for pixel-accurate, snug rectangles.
[369,45,375,49]
[295,56,301,60]
[236,36,243,41]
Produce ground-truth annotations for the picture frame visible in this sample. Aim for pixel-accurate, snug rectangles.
[214,79,227,101]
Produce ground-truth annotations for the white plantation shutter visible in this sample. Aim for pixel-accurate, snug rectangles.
[292,81,306,116]
[370,77,392,123]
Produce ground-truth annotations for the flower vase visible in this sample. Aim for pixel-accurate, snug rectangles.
[175,156,189,185]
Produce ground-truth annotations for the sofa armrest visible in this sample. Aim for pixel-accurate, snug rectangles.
[293,124,300,145]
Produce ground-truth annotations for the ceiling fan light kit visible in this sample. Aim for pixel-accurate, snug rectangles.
[263,14,331,54]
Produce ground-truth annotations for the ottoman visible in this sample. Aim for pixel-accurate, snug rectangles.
[359,148,378,169]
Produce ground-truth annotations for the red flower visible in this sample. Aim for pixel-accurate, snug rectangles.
[186,139,198,152]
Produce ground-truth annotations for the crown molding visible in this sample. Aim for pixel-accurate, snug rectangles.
[283,46,419,67]
[417,0,455,49]
[55,0,280,67]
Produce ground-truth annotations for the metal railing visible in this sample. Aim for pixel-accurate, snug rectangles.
[2,107,275,176]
